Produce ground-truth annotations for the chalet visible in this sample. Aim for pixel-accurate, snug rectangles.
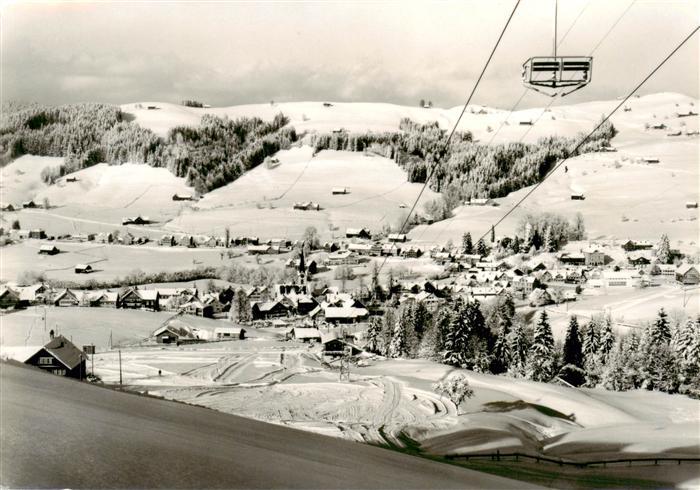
[583,248,605,266]
[202,294,225,315]
[686,202,698,209]
[17,283,50,305]
[331,187,349,195]
[559,252,585,266]
[246,286,270,303]
[322,333,362,357]
[324,306,369,324]
[95,232,114,244]
[248,244,272,255]
[119,288,144,309]
[657,264,677,276]
[252,300,290,320]
[214,327,246,340]
[172,193,194,201]
[22,200,37,209]
[139,290,160,311]
[387,233,408,243]
[621,239,654,251]
[326,250,359,266]
[370,243,384,256]
[676,264,700,285]
[322,242,340,253]
[289,327,322,343]
[180,298,212,318]
[0,203,15,211]
[0,287,21,309]
[54,289,81,307]
[38,245,59,255]
[25,334,86,379]
[28,229,47,239]
[348,243,373,255]
[381,243,400,256]
[402,247,423,259]
[89,291,119,308]
[628,254,651,266]
[346,228,371,239]
[74,264,92,274]
[152,324,198,345]
[570,193,585,201]
[218,286,236,305]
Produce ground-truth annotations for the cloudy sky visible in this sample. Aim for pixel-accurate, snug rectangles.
[2,1,698,109]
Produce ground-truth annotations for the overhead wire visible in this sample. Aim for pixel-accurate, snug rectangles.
[476,25,700,244]
[375,0,522,276]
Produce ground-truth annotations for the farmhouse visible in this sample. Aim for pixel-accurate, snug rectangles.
[180,299,213,318]
[122,215,150,225]
[0,203,15,211]
[289,327,321,343]
[346,228,371,239]
[326,250,359,266]
[348,243,373,255]
[0,287,21,309]
[139,290,160,311]
[331,187,348,195]
[74,264,93,274]
[248,244,272,255]
[324,306,369,324]
[53,289,81,307]
[628,254,651,266]
[252,300,290,320]
[387,233,408,243]
[119,288,144,309]
[559,252,585,266]
[621,239,654,251]
[38,245,60,255]
[24,334,86,379]
[29,229,47,239]
[676,264,700,285]
[22,200,37,209]
[89,291,119,308]
[214,327,246,340]
[152,324,198,345]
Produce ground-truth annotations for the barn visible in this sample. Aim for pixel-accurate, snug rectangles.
[38,245,60,255]
[24,334,87,379]
[152,325,198,345]
[0,287,21,309]
[53,289,81,307]
[676,264,700,285]
[74,264,93,274]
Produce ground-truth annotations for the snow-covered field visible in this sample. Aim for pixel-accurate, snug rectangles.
[0,155,64,205]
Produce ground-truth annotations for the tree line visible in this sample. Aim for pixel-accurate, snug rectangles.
[1,103,298,194]
[365,295,699,398]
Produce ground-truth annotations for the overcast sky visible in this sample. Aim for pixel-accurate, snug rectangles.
[2,1,698,109]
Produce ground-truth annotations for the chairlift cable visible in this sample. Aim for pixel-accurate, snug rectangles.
[476,25,700,244]
[375,0,522,276]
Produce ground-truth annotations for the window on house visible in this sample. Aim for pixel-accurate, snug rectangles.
[39,357,53,365]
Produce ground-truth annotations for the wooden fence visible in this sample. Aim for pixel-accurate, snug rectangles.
[445,451,700,469]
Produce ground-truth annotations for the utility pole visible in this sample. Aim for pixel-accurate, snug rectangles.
[339,327,351,382]
[118,349,123,388]
[91,344,95,376]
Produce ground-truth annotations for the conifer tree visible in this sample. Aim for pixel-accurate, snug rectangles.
[443,298,471,367]
[655,234,672,264]
[527,310,555,382]
[507,322,530,377]
[598,316,616,362]
[366,317,382,353]
[462,232,473,254]
[491,294,515,374]
[562,316,584,368]
[476,238,487,257]
[649,307,672,345]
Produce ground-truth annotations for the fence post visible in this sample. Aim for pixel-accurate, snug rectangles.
[515,454,519,462]
[497,450,500,462]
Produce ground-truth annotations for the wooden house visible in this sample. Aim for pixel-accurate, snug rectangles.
[0,203,15,211]
[74,264,93,274]
[28,229,47,239]
[54,289,81,307]
[289,327,321,343]
[570,193,585,200]
[172,193,194,201]
[346,228,371,239]
[0,287,21,309]
[22,200,37,209]
[676,264,700,285]
[152,325,198,345]
[24,334,86,379]
[331,187,348,195]
[119,288,144,309]
[38,245,60,255]
[252,300,290,320]
[387,233,408,243]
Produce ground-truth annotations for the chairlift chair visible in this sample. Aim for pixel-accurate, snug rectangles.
[522,0,593,97]
[522,56,592,97]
